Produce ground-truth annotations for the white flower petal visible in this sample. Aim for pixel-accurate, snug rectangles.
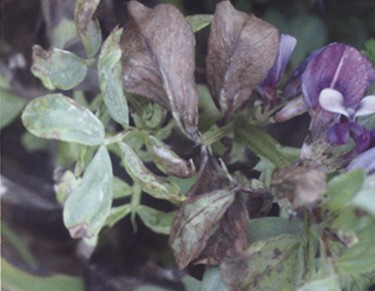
[318,88,349,117]
[355,95,375,118]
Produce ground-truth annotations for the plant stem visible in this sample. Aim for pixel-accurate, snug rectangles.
[130,183,142,233]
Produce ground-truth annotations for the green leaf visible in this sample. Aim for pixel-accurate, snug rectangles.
[75,0,101,58]
[113,176,132,199]
[0,86,25,129]
[186,14,213,33]
[182,274,203,291]
[22,94,105,145]
[235,122,297,168]
[136,205,176,234]
[335,219,375,275]
[326,169,365,211]
[2,258,83,291]
[31,45,87,90]
[201,267,228,291]
[297,276,340,291]
[98,28,129,126]
[64,146,113,238]
[351,187,375,216]
[105,204,132,227]
[247,217,304,244]
[119,142,184,204]
[52,17,77,49]
[362,38,375,66]
[221,234,304,291]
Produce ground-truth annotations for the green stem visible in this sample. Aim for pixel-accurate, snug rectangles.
[201,121,234,146]
[303,209,315,280]
[130,183,142,232]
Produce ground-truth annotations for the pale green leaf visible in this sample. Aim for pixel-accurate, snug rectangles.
[297,276,340,291]
[22,94,105,145]
[186,14,213,33]
[119,142,184,204]
[352,187,375,215]
[201,267,228,291]
[0,86,25,129]
[64,146,113,238]
[113,176,132,199]
[326,169,365,211]
[98,28,128,126]
[136,205,176,234]
[105,204,132,227]
[31,45,87,90]
[247,217,304,244]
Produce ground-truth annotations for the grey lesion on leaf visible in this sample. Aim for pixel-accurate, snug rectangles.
[68,223,92,239]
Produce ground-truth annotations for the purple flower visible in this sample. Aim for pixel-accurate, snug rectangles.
[347,147,375,174]
[301,43,375,152]
[257,34,297,107]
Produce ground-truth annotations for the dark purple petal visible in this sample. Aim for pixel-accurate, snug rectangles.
[327,121,350,145]
[347,147,375,173]
[282,47,322,100]
[258,34,296,103]
[350,122,370,153]
[302,43,369,109]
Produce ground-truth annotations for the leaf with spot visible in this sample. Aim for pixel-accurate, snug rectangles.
[22,94,105,145]
[221,234,304,291]
[31,45,88,90]
[206,1,279,121]
[64,145,113,238]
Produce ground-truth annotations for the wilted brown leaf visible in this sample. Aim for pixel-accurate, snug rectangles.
[206,1,279,121]
[120,1,199,140]
[169,150,249,269]
[271,166,326,209]
[195,195,249,266]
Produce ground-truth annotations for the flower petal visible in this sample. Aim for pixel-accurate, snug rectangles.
[318,88,349,117]
[258,34,297,103]
[350,122,370,153]
[354,95,375,118]
[327,122,350,145]
[275,96,308,122]
[302,43,369,109]
[347,147,375,172]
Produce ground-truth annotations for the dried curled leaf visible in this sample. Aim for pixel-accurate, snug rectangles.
[271,166,326,210]
[206,1,279,121]
[120,1,199,140]
[169,151,248,269]
[75,0,102,57]
[146,135,195,178]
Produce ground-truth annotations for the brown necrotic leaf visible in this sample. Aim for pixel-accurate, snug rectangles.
[169,149,248,269]
[120,1,199,140]
[195,194,249,266]
[206,1,279,121]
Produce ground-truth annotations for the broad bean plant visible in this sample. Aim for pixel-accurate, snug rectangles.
[22,0,375,290]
